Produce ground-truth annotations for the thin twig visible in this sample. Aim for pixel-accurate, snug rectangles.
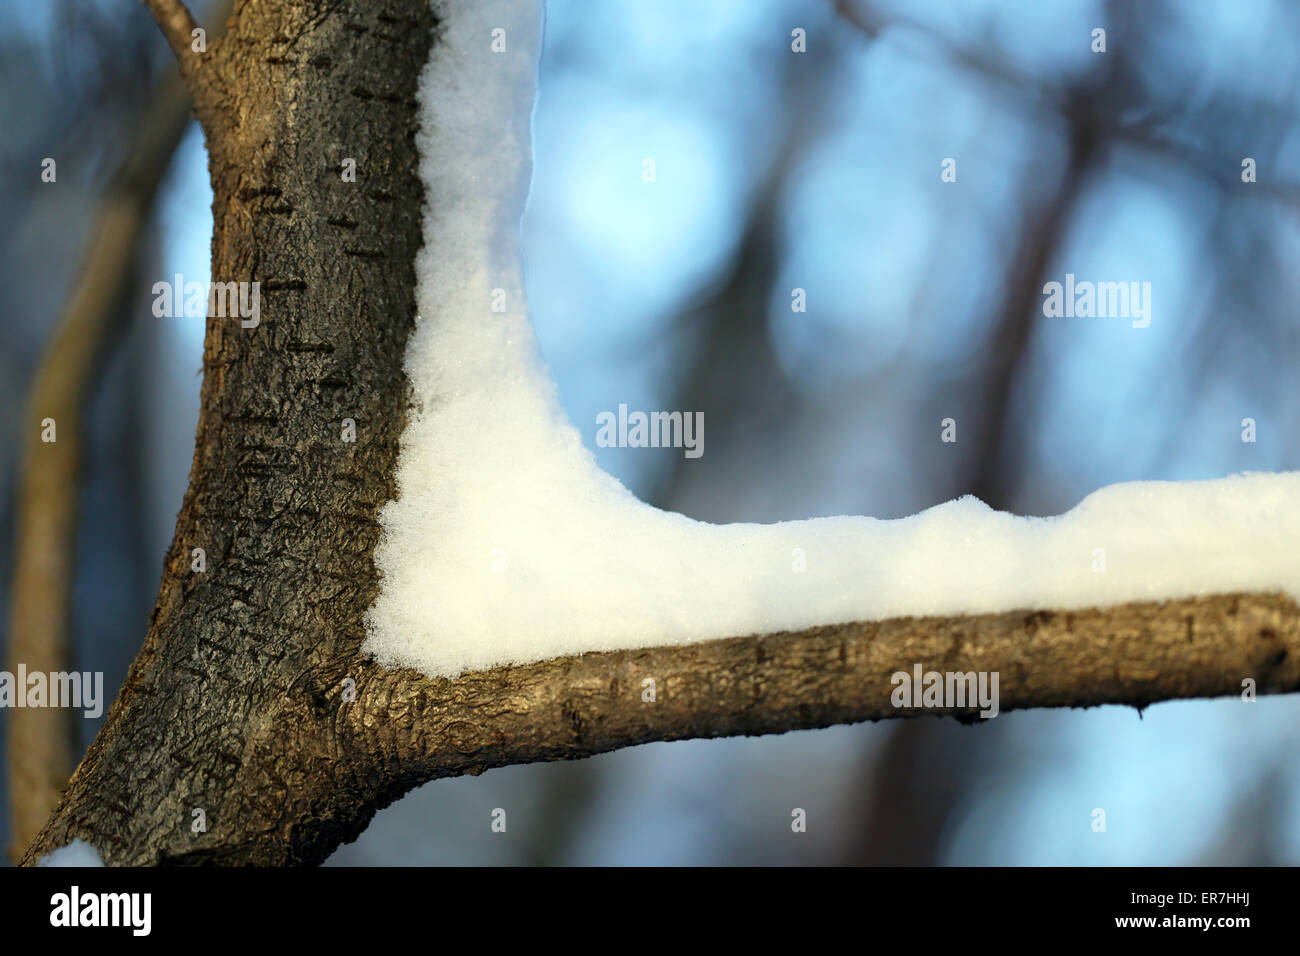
[141,0,203,84]
[140,0,229,138]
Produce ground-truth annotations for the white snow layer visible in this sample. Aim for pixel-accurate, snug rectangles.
[363,0,1300,679]
[38,839,106,867]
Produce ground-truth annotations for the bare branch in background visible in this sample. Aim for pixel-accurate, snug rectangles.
[832,0,1300,213]
[5,74,194,857]
[8,0,235,860]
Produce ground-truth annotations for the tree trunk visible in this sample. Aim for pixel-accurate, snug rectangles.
[24,0,433,865]
[20,0,1300,865]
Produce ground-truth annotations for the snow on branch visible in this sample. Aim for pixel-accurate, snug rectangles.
[364,0,1300,681]
[19,0,1300,868]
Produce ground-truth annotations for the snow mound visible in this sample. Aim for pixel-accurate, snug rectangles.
[363,0,1300,678]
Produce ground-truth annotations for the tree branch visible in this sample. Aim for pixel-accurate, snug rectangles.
[23,588,1300,865]
[353,591,1299,777]
[142,1,201,76]
[141,0,227,138]
[17,0,1300,867]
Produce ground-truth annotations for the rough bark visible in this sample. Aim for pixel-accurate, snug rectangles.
[23,0,432,865]
[18,0,1300,865]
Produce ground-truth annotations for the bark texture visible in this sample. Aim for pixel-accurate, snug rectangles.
[24,0,433,865]
[18,0,1300,865]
